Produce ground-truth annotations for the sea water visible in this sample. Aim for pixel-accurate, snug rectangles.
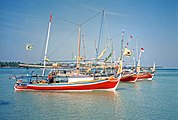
[0,68,177,120]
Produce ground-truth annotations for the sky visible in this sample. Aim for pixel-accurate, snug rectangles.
[0,0,178,68]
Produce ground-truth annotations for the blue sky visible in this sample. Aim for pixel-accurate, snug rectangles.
[0,0,177,68]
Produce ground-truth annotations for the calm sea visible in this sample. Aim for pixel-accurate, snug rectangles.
[0,68,177,120]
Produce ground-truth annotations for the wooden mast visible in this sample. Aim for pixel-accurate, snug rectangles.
[76,26,81,76]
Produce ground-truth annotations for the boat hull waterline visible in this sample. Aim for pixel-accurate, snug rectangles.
[136,72,154,81]
[14,79,120,91]
[120,74,137,83]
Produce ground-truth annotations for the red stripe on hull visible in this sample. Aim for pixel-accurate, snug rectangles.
[137,72,153,80]
[14,80,119,91]
[120,74,137,82]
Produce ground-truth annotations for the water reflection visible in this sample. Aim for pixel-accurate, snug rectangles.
[12,80,162,119]
[14,91,123,120]
[17,90,120,103]
[13,81,155,120]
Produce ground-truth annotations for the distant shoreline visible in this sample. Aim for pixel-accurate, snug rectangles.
[0,61,42,68]
[0,61,177,70]
[1,66,178,70]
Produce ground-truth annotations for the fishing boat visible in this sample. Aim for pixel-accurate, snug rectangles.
[120,74,137,82]
[117,30,138,83]
[136,72,153,80]
[136,63,155,81]
[14,75,120,91]
[119,67,137,82]
[14,13,121,91]
[14,64,121,91]
[135,48,155,81]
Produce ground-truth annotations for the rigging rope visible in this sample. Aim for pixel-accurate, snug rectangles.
[97,9,104,58]
[80,10,102,26]
[48,10,104,59]
[48,28,78,58]
[104,13,111,42]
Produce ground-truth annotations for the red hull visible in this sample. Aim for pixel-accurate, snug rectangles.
[120,74,137,82]
[14,79,120,91]
[137,72,153,80]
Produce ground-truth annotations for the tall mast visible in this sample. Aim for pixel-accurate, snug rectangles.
[121,29,124,61]
[42,13,52,76]
[96,9,104,59]
[136,48,144,73]
[82,34,86,59]
[76,26,81,76]
[117,30,124,74]
[136,51,142,73]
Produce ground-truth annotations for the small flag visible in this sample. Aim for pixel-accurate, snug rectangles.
[45,58,50,62]
[26,44,33,50]
[104,52,113,62]
[140,48,144,52]
[50,13,52,22]
[124,48,132,56]
[126,42,129,46]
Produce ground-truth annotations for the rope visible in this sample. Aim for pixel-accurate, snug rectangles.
[48,10,103,59]
[48,28,78,57]
[104,13,111,42]
[80,10,103,26]
[97,10,104,58]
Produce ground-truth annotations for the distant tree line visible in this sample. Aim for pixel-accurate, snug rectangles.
[0,61,20,68]
[0,61,45,68]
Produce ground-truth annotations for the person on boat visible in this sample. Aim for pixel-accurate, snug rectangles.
[48,73,54,83]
